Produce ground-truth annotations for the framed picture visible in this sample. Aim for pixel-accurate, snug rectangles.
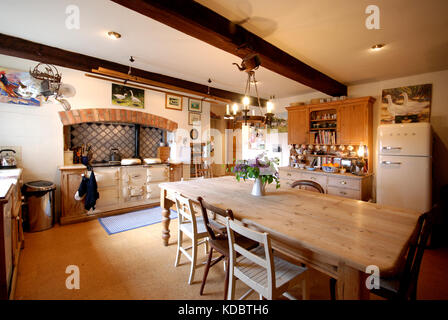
[112,83,144,108]
[189,112,201,125]
[165,93,183,110]
[0,66,41,106]
[188,98,202,113]
[380,84,432,124]
[248,126,265,150]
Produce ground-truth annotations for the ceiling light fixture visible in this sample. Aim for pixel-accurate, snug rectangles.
[371,44,385,51]
[229,54,274,126]
[107,31,121,40]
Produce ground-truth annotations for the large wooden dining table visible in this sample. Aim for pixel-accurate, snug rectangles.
[159,176,421,299]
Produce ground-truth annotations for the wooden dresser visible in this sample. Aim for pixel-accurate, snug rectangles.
[286,96,375,172]
[0,169,23,299]
[279,166,372,201]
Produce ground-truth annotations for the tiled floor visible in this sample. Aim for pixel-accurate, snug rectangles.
[13,217,448,300]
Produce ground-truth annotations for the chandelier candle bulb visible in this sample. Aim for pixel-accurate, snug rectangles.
[226,104,230,115]
[243,96,250,107]
[232,103,238,115]
[267,101,274,113]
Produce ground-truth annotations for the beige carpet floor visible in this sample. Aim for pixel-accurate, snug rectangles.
[13,215,448,300]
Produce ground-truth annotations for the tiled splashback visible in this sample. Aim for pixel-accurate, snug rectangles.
[70,123,163,162]
[140,126,164,158]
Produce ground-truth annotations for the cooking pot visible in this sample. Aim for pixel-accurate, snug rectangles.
[0,149,17,168]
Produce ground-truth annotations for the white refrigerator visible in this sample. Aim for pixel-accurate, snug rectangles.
[376,123,432,213]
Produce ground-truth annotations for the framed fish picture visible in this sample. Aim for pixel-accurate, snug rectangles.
[188,98,202,113]
[380,84,432,124]
[112,83,144,108]
[0,67,41,106]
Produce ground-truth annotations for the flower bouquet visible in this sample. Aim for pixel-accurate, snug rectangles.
[231,153,280,196]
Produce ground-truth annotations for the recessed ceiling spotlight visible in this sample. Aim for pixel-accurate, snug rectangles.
[371,44,385,51]
[107,31,121,40]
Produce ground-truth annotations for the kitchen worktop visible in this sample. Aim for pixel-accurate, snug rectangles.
[279,166,372,179]
[0,168,22,201]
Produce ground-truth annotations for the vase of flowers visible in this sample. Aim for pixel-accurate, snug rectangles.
[231,153,280,196]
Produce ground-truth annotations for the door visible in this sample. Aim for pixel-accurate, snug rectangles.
[94,168,120,211]
[122,167,149,202]
[378,123,431,156]
[3,199,12,294]
[377,155,431,213]
[62,170,86,219]
[288,108,308,145]
[338,103,368,144]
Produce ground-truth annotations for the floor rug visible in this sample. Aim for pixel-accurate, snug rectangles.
[98,206,177,235]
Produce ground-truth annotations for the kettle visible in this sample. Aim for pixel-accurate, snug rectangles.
[110,148,121,162]
[0,149,17,168]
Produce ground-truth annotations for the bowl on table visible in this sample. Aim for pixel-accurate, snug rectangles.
[306,166,316,171]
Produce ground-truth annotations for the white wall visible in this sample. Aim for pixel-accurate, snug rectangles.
[0,54,210,210]
[277,69,448,202]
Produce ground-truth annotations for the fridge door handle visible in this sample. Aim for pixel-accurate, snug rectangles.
[381,161,402,165]
[382,146,402,150]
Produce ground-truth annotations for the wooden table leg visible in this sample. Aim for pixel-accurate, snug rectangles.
[337,262,370,300]
[161,189,174,246]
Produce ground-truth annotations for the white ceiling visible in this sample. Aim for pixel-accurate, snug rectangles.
[197,0,448,85]
[0,0,312,99]
[1,0,447,99]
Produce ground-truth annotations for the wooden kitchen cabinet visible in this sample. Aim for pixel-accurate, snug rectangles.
[286,97,375,171]
[0,168,23,300]
[169,163,183,182]
[279,167,372,201]
[337,99,373,145]
[60,165,87,224]
[287,107,308,145]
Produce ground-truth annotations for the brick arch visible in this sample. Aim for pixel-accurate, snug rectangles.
[58,108,178,131]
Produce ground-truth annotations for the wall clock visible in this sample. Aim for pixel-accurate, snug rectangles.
[190,128,199,140]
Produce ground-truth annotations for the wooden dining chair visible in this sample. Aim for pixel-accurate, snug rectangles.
[290,180,325,193]
[226,217,309,300]
[369,208,436,300]
[197,197,257,299]
[174,193,209,285]
[196,158,214,179]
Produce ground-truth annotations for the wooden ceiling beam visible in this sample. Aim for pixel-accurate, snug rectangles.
[0,33,265,105]
[111,0,347,97]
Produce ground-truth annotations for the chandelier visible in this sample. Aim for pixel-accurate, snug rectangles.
[224,54,275,126]
[29,63,76,111]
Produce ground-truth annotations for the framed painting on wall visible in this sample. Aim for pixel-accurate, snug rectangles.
[267,111,288,133]
[189,112,201,125]
[0,67,41,106]
[380,84,432,124]
[165,93,183,110]
[188,98,202,113]
[248,126,265,150]
[112,83,144,108]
